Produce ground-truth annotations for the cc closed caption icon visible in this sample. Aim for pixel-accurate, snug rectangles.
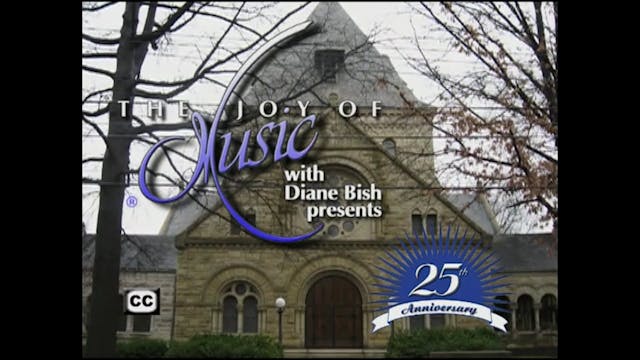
[125,289,160,314]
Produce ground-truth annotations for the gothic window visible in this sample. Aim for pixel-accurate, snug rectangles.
[243,297,258,333]
[540,294,557,330]
[223,296,238,333]
[222,282,260,333]
[382,138,396,157]
[246,209,256,227]
[315,49,345,82]
[411,212,423,235]
[426,213,437,237]
[516,294,535,331]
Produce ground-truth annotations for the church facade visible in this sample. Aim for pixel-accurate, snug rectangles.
[159,2,557,351]
[81,2,557,353]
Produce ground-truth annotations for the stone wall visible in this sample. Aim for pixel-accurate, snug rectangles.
[82,270,176,341]
[173,242,516,348]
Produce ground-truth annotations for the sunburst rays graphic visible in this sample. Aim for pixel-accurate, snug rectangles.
[371,224,510,331]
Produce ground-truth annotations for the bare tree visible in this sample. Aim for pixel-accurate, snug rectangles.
[82,2,387,355]
[81,2,320,356]
[400,2,557,235]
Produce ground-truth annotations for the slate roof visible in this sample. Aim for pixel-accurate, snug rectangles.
[160,191,218,236]
[445,193,498,235]
[492,233,557,272]
[82,234,176,272]
[238,2,423,108]
[159,3,491,236]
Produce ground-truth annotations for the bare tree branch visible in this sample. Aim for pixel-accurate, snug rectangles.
[82,2,118,12]
[83,52,118,59]
[133,2,311,100]
[82,33,120,45]
[82,65,115,79]
[83,157,104,164]
[82,116,110,149]
[132,2,194,43]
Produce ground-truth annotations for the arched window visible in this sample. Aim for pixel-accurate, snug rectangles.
[243,297,258,333]
[222,282,260,333]
[426,212,437,237]
[516,295,535,331]
[222,296,238,333]
[540,294,557,330]
[493,295,511,332]
[246,208,256,227]
[411,210,422,235]
[382,138,396,157]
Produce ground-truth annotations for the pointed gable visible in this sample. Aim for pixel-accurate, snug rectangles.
[240,2,420,108]
[159,2,496,239]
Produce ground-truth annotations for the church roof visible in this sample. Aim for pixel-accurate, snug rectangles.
[446,193,499,235]
[239,2,422,108]
[492,233,557,272]
[82,234,176,272]
[160,191,218,236]
[158,2,495,238]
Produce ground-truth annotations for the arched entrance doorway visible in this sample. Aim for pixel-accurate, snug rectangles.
[305,274,363,348]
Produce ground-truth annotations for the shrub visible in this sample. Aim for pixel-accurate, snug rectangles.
[165,334,283,358]
[386,327,505,358]
[116,338,169,358]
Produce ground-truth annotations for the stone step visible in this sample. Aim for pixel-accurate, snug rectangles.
[284,348,386,359]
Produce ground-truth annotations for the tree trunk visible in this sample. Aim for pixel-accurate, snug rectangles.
[85,3,140,357]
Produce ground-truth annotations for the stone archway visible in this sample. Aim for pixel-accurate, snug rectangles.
[305,273,363,348]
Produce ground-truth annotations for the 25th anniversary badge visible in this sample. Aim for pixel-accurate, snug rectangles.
[371,226,509,333]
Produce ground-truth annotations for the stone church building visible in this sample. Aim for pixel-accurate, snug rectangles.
[83,2,557,356]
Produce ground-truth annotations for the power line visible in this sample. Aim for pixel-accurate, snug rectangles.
[80,133,554,140]
[81,182,556,191]
[82,26,535,55]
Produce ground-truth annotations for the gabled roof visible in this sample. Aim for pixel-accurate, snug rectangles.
[158,2,496,238]
[239,2,421,108]
[82,234,176,272]
[446,193,499,235]
[492,233,557,272]
[160,191,219,236]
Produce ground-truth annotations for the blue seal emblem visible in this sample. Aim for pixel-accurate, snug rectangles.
[371,225,510,332]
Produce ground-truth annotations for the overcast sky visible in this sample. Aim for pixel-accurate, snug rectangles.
[82,2,548,234]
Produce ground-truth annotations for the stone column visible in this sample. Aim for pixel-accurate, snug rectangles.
[237,302,243,333]
[510,303,517,338]
[211,305,221,333]
[534,303,541,341]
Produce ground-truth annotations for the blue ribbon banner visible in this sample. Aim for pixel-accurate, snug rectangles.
[371,299,508,332]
